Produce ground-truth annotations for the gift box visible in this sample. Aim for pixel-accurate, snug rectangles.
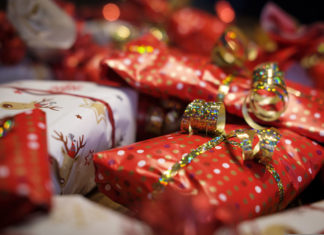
[0,109,52,228]
[3,195,152,235]
[136,94,185,140]
[94,122,324,231]
[167,7,226,56]
[0,80,137,195]
[101,34,324,143]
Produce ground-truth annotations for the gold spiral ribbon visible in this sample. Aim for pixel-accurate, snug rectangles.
[242,62,289,129]
[211,26,258,77]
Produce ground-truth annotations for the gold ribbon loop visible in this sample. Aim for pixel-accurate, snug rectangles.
[243,62,289,129]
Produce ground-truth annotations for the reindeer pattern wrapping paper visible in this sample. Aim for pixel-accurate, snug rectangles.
[0,80,138,195]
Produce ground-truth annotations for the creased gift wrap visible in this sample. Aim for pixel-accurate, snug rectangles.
[226,200,324,235]
[0,109,52,227]
[0,80,137,194]
[3,195,153,235]
[94,123,324,224]
[101,34,324,142]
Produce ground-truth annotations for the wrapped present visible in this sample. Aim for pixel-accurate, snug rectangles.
[260,2,324,48]
[136,94,185,140]
[0,109,52,228]
[94,97,324,233]
[222,200,324,235]
[0,80,137,195]
[3,195,152,235]
[53,33,113,83]
[101,35,324,142]
[167,7,226,56]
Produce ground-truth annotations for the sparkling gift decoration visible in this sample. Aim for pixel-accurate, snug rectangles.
[0,119,14,138]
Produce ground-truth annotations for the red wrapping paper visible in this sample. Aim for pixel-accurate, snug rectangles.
[167,7,226,56]
[261,2,324,47]
[260,2,324,83]
[0,11,26,65]
[94,123,324,228]
[0,109,52,228]
[54,32,113,83]
[101,34,324,142]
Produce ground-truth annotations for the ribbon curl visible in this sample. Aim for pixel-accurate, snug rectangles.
[243,62,289,129]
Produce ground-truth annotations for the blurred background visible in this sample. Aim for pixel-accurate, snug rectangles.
[1,0,322,23]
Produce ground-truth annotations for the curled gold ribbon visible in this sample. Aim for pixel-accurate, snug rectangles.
[243,62,289,129]
[211,26,258,77]
[156,99,284,206]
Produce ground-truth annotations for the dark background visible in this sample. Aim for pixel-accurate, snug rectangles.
[1,0,323,24]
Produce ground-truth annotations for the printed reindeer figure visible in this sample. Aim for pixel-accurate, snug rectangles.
[0,98,60,111]
[52,130,86,188]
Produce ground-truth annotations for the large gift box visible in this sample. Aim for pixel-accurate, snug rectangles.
[0,80,137,194]
[101,34,324,143]
[93,100,324,232]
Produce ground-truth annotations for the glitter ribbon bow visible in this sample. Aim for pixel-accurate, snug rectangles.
[157,62,288,205]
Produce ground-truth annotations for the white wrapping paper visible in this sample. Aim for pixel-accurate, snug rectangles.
[7,0,76,49]
[215,200,324,235]
[3,195,152,235]
[0,80,137,194]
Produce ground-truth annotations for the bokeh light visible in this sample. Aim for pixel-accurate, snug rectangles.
[215,1,235,23]
[102,3,120,22]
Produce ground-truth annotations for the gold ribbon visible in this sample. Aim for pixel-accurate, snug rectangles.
[211,26,258,77]
[156,99,284,205]
[242,62,289,129]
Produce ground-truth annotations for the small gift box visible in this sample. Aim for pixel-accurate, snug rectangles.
[0,109,52,228]
[101,35,324,142]
[94,98,324,232]
[0,80,137,195]
[136,94,185,140]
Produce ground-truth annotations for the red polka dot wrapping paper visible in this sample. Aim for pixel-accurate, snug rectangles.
[94,123,324,227]
[101,34,324,143]
[0,109,52,228]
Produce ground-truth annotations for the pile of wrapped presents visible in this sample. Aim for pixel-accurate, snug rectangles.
[0,0,324,234]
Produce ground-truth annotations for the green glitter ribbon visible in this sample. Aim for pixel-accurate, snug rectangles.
[0,119,14,138]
